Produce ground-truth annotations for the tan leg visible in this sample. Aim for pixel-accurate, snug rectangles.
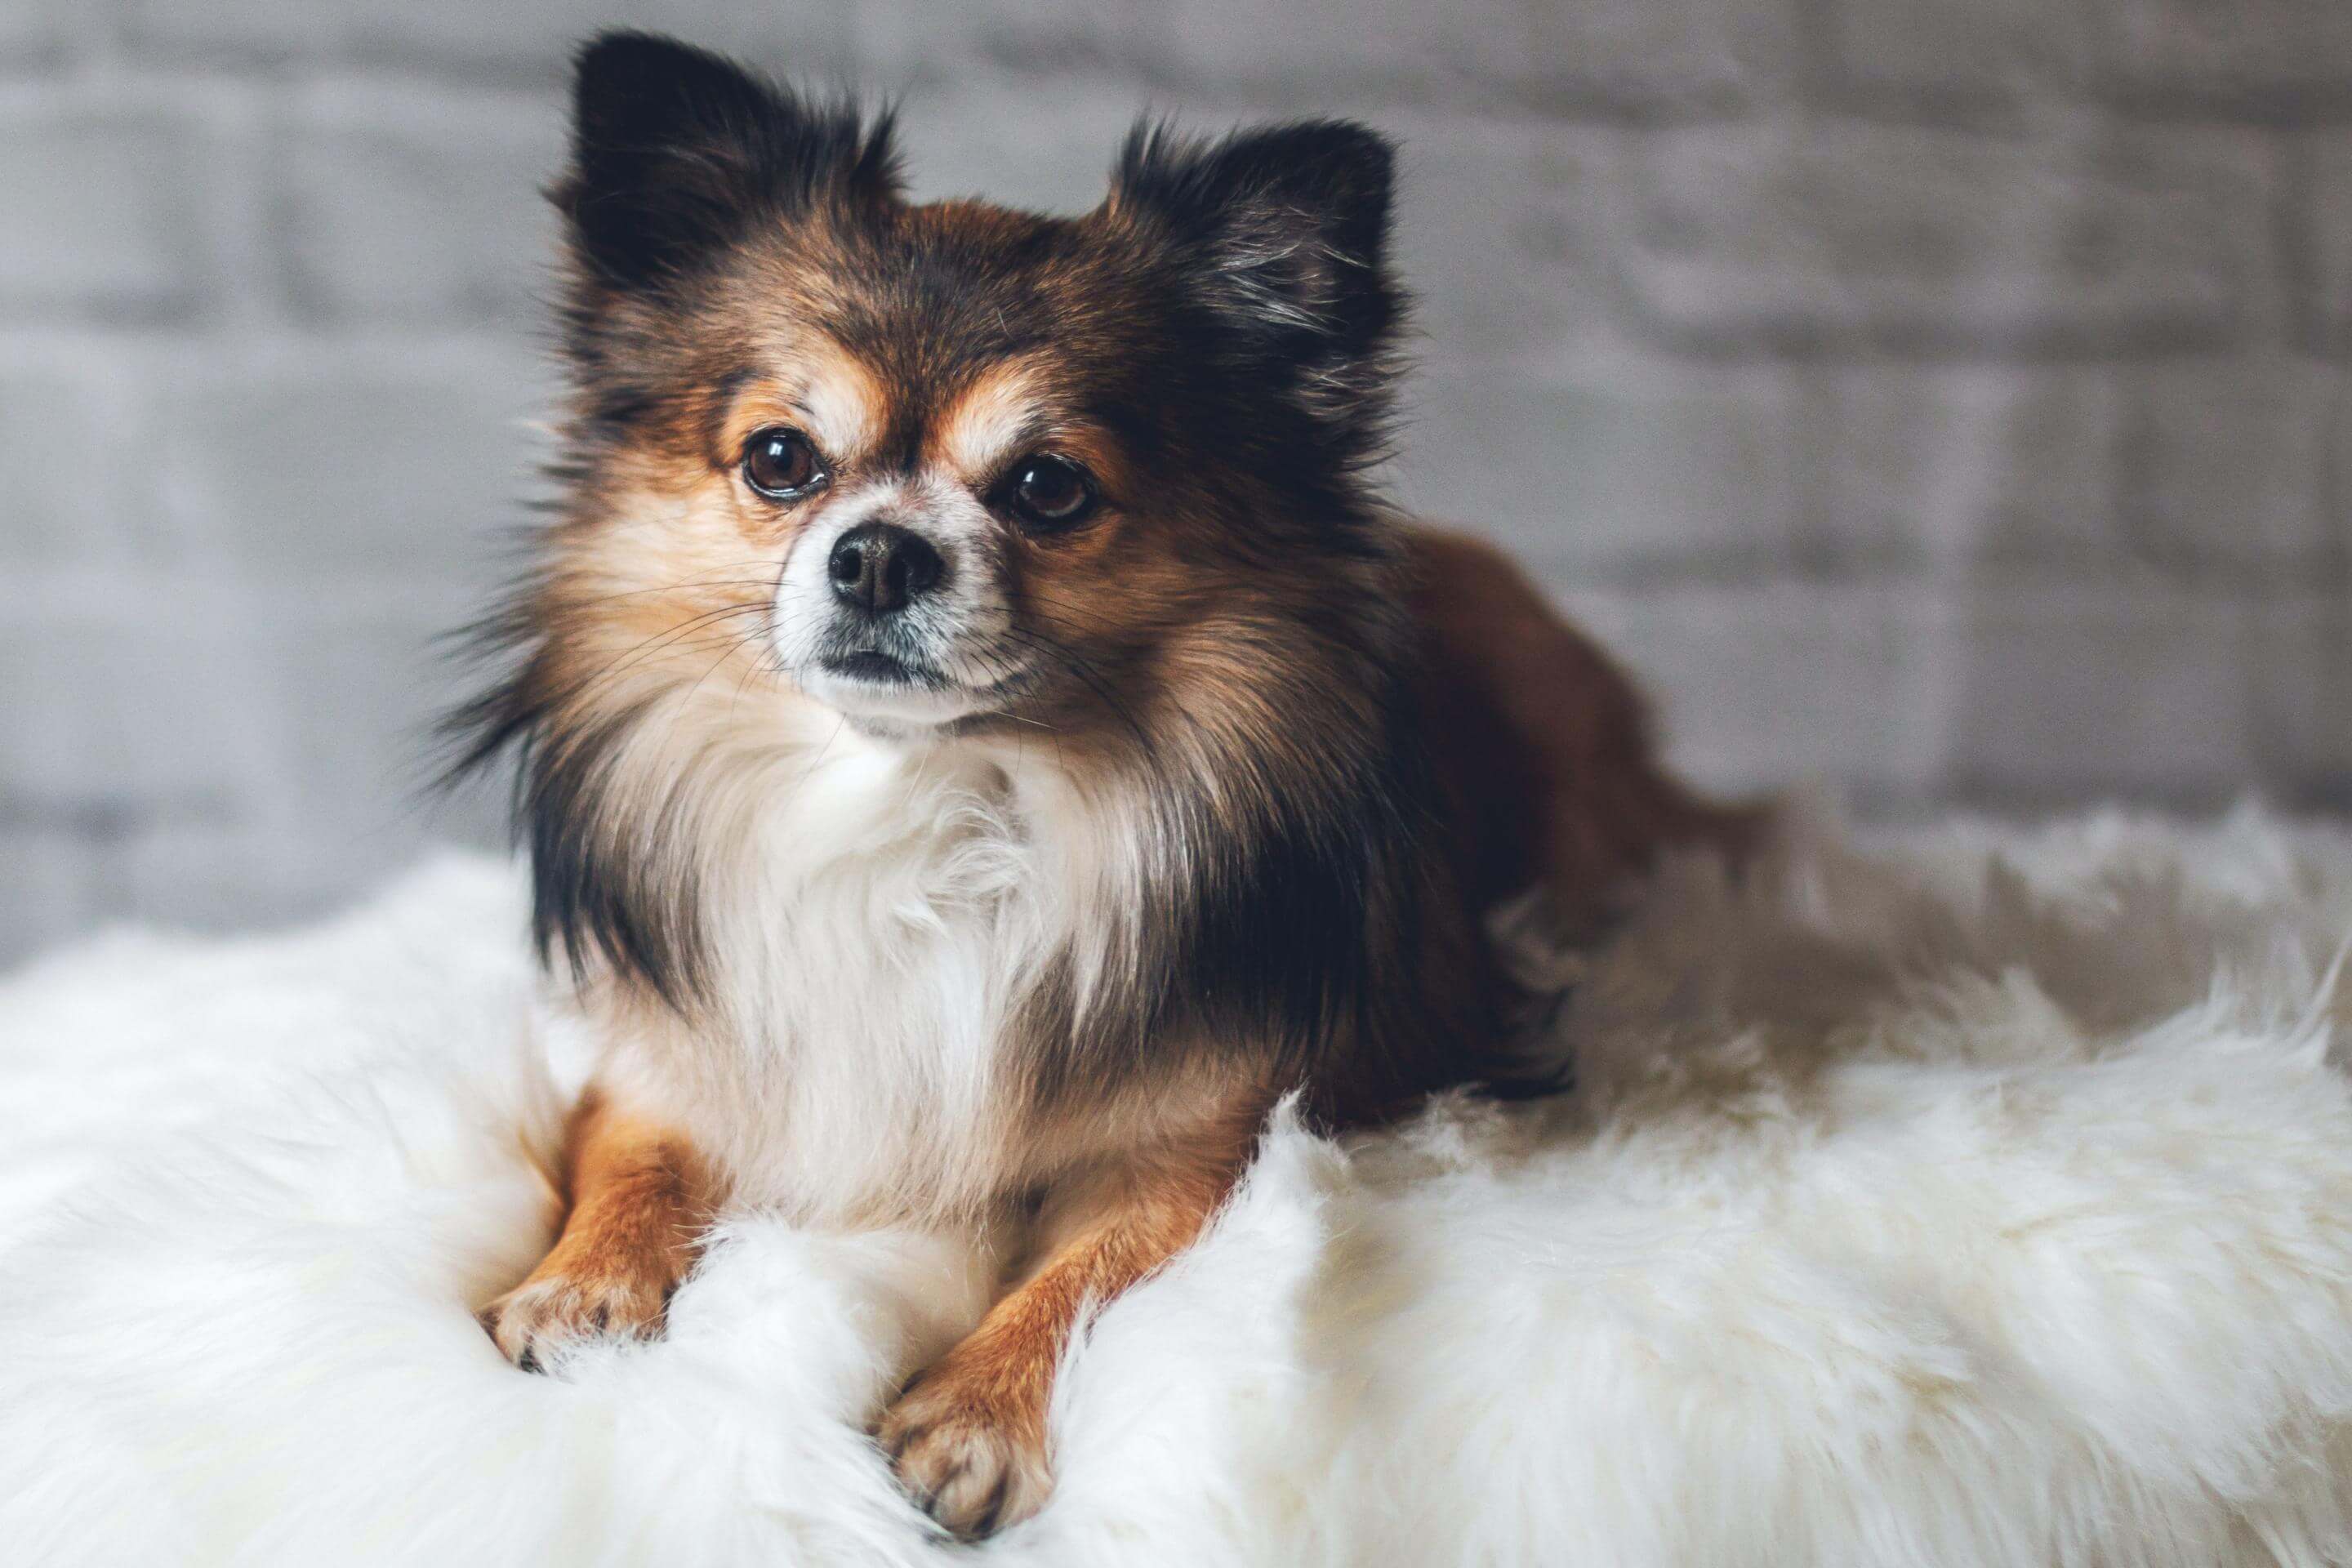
[878,1099,1267,1538]
[483,1086,712,1368]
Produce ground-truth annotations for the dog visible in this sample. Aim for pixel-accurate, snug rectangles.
[449,30,1749,1539]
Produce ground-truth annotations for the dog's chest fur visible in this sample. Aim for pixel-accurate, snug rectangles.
[590,719,1169,1225]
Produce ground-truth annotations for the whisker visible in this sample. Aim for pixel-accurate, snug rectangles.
[725,640,780,719]
[568,604,777,706]
[559,578,784,610]
[991,625,1160,763]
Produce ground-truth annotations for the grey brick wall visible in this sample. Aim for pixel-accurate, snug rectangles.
[2,0,2347,963]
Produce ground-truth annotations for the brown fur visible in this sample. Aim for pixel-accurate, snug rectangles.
[457,33,1757,1539]
[877,1086,1273,1535]
[495,524,1751,1523]
[1407,528,1765,935]
[481,1089,711,1366]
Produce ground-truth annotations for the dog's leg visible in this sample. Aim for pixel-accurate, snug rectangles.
[878,1098,1267,1537]
[482,1086,711,1368]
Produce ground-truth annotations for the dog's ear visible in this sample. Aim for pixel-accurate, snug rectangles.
[1110,119,1404,425]
[556,29,900,293]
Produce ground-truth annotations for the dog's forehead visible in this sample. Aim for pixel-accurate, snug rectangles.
[827,205,1083,354]
[791,216,1116,474]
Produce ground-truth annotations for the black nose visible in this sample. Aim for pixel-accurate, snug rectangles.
[827,522,945,615]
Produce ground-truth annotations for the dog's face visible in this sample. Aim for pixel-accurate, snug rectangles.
[700,216,1216,736]
[529,32,1405,746]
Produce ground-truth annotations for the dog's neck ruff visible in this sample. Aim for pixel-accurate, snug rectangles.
[576,695,1173,1226]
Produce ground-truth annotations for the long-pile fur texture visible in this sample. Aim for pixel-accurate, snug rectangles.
[443,30,1740,1535]
[11,811,2352,1564]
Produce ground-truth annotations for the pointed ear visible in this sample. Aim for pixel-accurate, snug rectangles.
[555,30,900,293]
[1111,119,1403,394]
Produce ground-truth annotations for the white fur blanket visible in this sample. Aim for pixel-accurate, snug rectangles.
[7,808,2352,1567]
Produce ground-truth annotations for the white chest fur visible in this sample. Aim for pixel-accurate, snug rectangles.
[590,723,1114,1224]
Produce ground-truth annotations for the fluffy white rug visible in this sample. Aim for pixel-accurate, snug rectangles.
[7,807,2352,1566]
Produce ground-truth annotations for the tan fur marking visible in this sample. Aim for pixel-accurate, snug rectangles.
[926,358,1053,480]
[482,1088,713,1365]
[875,1094,1268,1537]
[721,337,887,474]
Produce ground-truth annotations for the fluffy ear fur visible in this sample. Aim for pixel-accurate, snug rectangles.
[1111,119,1405,437]
[556,29,900,292]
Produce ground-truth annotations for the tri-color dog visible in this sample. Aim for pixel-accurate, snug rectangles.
[452,30,1744,1537]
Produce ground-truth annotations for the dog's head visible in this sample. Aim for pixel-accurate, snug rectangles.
[510,29,1407,749]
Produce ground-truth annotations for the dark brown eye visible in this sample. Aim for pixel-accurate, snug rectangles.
[742,426,826,499]
[1004,455,1096,531]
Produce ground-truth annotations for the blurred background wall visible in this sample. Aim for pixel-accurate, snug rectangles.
[2,0,2348,962]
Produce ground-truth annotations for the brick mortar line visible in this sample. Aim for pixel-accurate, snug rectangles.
[3,49,2352,131]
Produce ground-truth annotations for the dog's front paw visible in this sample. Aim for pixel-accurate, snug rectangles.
[877,1367,1053,1539]
[480,1263,670,1370]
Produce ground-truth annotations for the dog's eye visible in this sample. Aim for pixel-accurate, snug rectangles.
[1004,456,1096,531]
[742,427,826,500]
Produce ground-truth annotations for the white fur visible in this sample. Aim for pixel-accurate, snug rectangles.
[583,696,1110,1223]
[559,595,1183,1228]
[772,472,1028,730]
[8,804,2352,1565]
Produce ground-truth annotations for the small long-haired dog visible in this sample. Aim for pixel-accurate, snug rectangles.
[452,30,1748,1537]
